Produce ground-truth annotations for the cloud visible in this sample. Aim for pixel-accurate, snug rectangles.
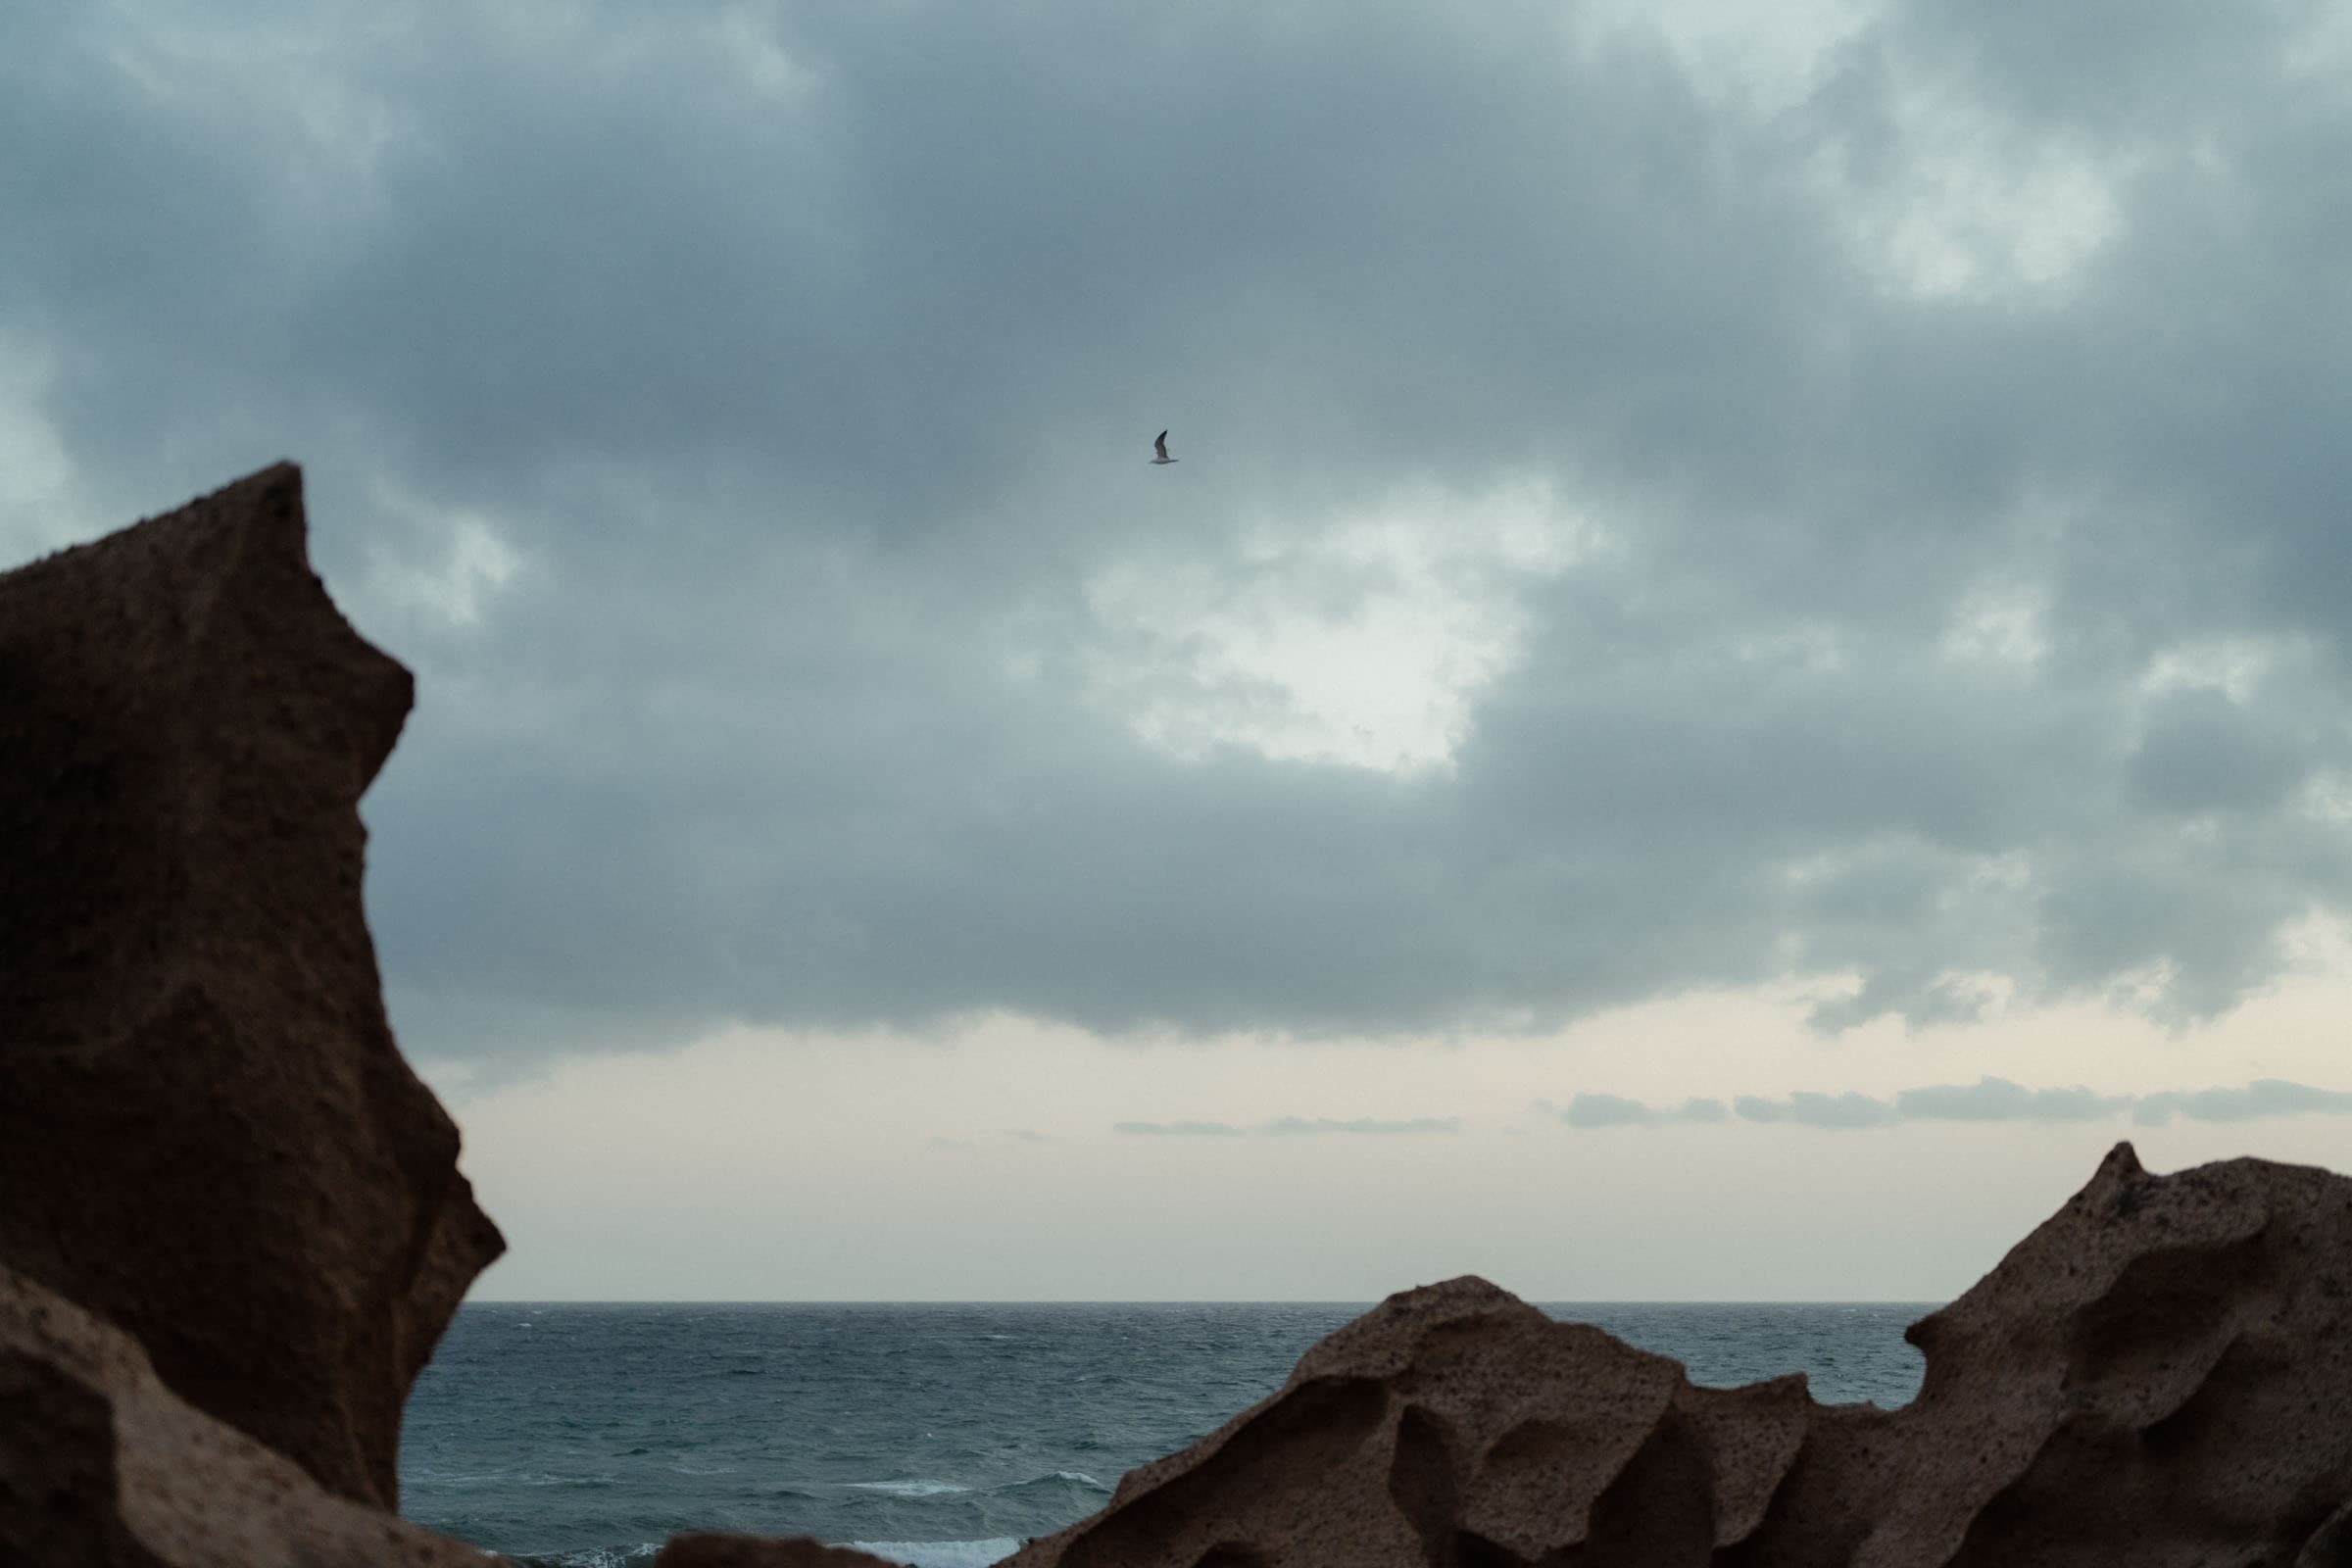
[1262,1116,1461,1137]
[1734,1092,1905,1130]
[2132,1079,2352,1126]
[1894,1078,2132,1122]
[10,3,2352,1062]
[1116,1116,1459,1138]
[1559,1094,1728,1128]
[1561,1093,1655,1128]
[1559,1078,2352,1131]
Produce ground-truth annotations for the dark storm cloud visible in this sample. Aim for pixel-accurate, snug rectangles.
[1559,1077,2352,1130]
[8,1,2352,1062]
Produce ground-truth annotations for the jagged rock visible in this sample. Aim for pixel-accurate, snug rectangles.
[652,1533,904,1567]
[1004,1143,2352,1567]
[0,464,505,1510]
[0,1262,495,1568]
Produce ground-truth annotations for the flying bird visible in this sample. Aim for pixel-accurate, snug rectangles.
[1152,430,1178,465]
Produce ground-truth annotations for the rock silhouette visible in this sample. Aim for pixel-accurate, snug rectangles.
[0,1258,497,1567]
[0,464,504,1510]
[1006,1143,2352,1567]
[654,1533,905,1567]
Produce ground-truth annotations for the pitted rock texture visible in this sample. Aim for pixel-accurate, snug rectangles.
[0,464,505,1510]
[0,1263,494,1568]
[1005,1143,2352,1567]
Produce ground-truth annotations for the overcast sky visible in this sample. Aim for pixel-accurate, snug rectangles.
[7,0,2352,1299]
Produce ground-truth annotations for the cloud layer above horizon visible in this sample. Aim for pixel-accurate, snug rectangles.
[8,0,2352,1064]
[1556,1077,2352,1130]
[1115,1116,1462,1138]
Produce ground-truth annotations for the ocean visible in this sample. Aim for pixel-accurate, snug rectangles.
[400,1300,1933,1567]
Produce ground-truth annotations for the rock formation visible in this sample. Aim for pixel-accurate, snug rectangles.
[0,464,505,1510]
[653,1533,907,1567]
[1004,1142,2352,1567]
[0,1262,498,1568]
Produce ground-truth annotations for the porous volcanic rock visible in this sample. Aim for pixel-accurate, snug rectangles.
[0,1261,494,1568]
[1003,1142,2352,1567]
[0,464,505,1510]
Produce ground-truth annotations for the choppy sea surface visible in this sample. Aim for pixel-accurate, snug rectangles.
[400,1301,1932,1567]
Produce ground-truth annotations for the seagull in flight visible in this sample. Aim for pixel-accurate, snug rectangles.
[1152,430,1178,465]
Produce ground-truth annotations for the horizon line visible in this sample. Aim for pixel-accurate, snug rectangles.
[458,1297,1944,1307]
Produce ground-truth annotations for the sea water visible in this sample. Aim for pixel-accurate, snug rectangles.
[400,1301,1931,1567]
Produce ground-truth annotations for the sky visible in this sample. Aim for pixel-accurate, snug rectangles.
[6,0,2352,1300]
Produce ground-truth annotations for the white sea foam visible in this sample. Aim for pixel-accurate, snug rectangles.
[846,1540,1023,1568]
[413,1469,608,1490]
[846,1479,973,1497]
[524,1540,1015,1568]
[537,1545,661,1568]
[403,1468,511,1487]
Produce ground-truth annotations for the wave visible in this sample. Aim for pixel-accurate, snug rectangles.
[490,1470,1102,1566]
[505,1545,661,1568]
[848,1540,1024,1568]
[843,1471,1108,1501]
[407,1470,616,1491]
[986,1470,1109,1498]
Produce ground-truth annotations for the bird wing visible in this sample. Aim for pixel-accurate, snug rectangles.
[1154,430,1168,459]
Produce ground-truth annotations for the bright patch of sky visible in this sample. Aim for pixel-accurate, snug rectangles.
[1816,75,2132,303]
[0,335,85,564]
[355,483,525,634]
[1082,479,1595,773]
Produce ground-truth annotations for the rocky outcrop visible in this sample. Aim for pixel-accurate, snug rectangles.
[1004,1142,2352,1567]
[0,1261,496,1568]
[0,464,504,1510]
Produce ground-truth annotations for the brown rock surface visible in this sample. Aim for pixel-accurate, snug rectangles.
[0,1261,495,1568]
[1003,1142,2352,1567]
[652,1532,904,1567]
[0,464,505,1510]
